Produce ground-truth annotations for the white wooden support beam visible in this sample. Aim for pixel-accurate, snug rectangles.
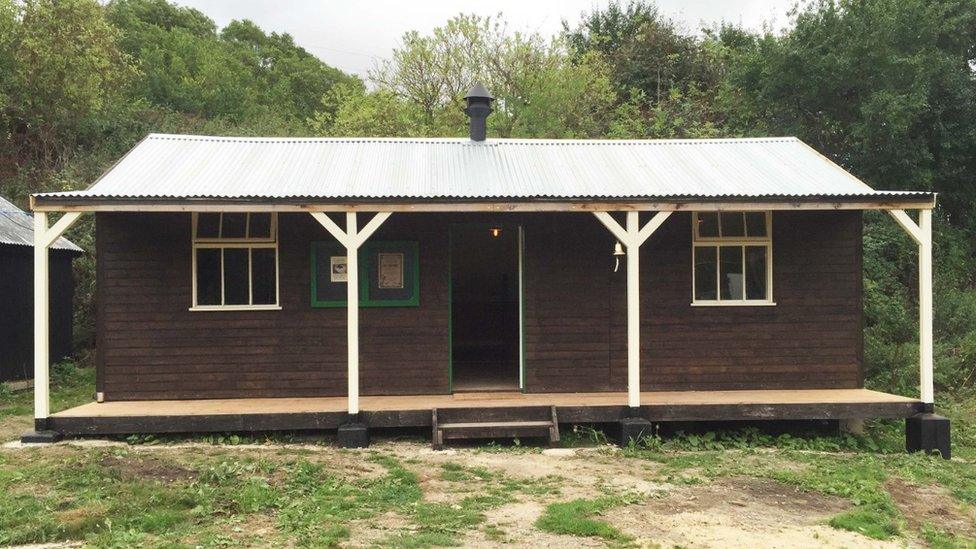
[593,211,672,408]
[625,212,641,409]
[42,212,82,248]
[310,211,391,415]
[33,211,83,426]
[918,209,934,405]
[886,209,934,406]
[345,212,360,416]
[887,209,923,246]
[310,212,352,247]
[593,212,631,246]
[636,211,672,246]
[34,212,50,423]
[353,212,392,247]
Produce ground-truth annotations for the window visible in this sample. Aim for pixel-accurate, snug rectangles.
[692,211,773,305]
[191,213,279,310]
[311,240,419,307]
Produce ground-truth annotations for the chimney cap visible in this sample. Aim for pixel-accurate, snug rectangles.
[464,82,493,101]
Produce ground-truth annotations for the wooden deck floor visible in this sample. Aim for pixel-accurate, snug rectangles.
[49,389,922,436]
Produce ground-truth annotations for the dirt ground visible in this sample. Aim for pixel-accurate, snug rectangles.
[377,442,906,548]
[3,438,940,548]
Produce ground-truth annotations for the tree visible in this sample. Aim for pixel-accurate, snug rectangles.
[563,1,728,138]
[327,14,617,138]
[711,0,976,394]
[2,0,135,163]
[107,0,355,123]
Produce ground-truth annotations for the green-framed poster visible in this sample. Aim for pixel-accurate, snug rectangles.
[310,240,420,307]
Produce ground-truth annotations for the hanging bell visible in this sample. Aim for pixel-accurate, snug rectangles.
[613,242,625,272]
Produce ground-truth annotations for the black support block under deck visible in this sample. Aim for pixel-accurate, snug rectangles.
[337,417,369,448]
[21,430,63,444]
[906,413,951,459]
[617,417,654,446]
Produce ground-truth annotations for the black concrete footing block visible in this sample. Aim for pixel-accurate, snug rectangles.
[617,417,653,447]
[21,430,63,444]
[906,413,950,460]
[337,421,369,448]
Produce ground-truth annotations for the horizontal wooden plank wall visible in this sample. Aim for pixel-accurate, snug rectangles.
[97,210,862,400]
[96,212,450,400]
[522,211,862,392]
[634,210,862,391]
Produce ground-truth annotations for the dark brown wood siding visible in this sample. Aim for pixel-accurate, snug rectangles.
[96,210,862,400]
[521,211,863,392]
[96,212,450,400]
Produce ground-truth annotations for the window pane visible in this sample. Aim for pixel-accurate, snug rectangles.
[196,248,221,305]
[248,213,272,238]
[196,213,220,238]
[694,247,718,300]
[720,246,744,300]
[745,246,768,300]
[221,213,247,238]
[251,248,277,305]
[720,212,745,237]
[697,213,719,237]
[745,212,767,237]
[223,248,249,305]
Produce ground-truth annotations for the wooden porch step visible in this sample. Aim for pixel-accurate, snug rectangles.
[432,406,559,450]
[441,420,553,429]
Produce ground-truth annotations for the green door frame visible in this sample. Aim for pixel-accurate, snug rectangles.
[447,222,525,393]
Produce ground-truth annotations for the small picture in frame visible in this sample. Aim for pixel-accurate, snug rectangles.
[330,256,348,282]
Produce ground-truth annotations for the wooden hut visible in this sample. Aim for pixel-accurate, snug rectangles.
[22,86,950,457]
[0,196,81,383]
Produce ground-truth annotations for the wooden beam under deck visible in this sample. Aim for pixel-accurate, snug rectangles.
[48,389,923,436]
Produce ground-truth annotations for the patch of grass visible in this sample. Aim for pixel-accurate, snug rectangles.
[440,461,473,482]
[764,454,901,540]
[0,360,94,425]
[535,496,632,543]
[483,523,508,542]
[828,508,900,540]
[381,530,458,548]
[920,523,976,549]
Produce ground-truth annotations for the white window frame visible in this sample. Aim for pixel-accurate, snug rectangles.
[190,213,281,311]
[691,211,775,307]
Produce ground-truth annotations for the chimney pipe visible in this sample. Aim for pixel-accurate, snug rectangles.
[464,82,493,142]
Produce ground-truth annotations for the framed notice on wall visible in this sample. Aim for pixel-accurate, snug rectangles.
[311,240,419,307]
[377,252,404,289]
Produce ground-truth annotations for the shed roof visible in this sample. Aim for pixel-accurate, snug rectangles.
[0,196,83,252]
[33,134,931,207]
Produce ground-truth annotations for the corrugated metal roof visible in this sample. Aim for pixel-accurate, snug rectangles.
[35,134,930,202]
[0,196,83,252]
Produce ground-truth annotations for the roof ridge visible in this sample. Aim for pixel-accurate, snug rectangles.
[145,133,800,145]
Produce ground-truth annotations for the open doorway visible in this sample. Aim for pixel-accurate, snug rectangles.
[450,223,520,392]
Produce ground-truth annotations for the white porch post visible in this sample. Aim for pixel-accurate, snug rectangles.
[311,211,391,416]
[625,212,641,408]
[593,211,672,409]
[346,213,360,414]
[887,208,935,406]
[918,209,934,406]
[34,212,50,423]
[32,211,82,430]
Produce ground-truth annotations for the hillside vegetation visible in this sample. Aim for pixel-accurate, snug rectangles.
[1,0,974,399]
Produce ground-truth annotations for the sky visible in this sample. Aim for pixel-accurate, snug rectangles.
[175,0,796,77]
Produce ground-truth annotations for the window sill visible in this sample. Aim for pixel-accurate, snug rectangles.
[691,301,776,307]
[189,305,282,312]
